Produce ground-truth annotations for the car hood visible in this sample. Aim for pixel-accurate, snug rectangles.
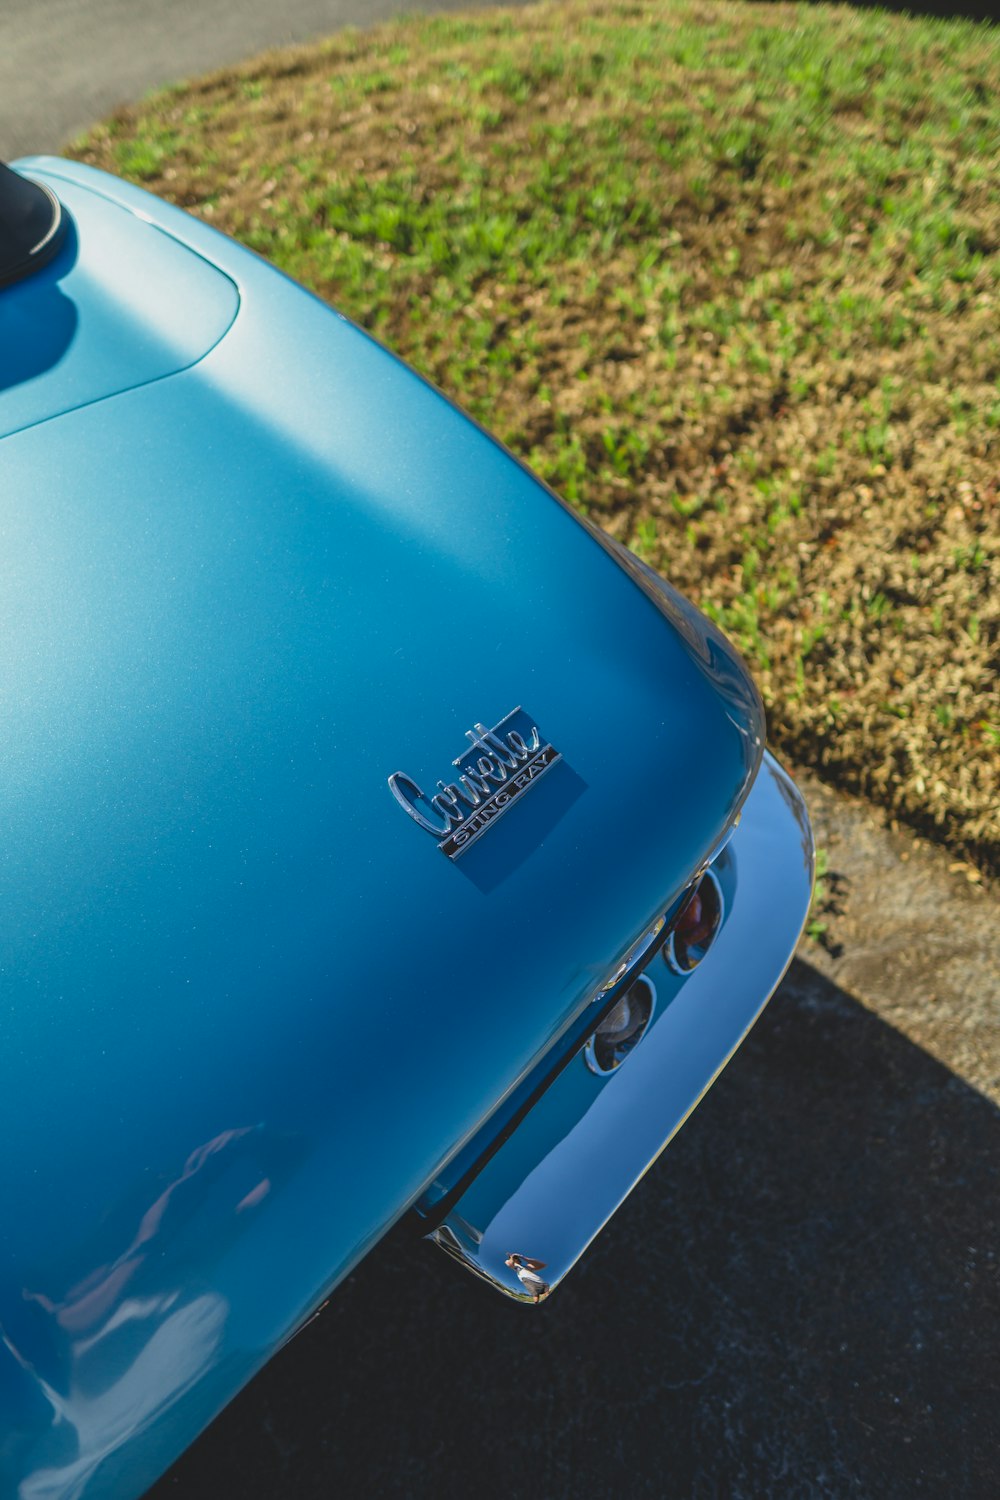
[0,160,762,1494]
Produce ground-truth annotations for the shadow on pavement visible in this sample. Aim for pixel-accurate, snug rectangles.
[152,959,999,1499]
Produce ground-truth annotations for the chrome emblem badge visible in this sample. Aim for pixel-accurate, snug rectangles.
[388,707,561,859]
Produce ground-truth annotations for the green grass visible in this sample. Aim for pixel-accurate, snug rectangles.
[73,0,1000,873]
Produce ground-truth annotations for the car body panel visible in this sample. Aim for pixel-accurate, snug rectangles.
[0,171,238,441]
[1,160,793,1499]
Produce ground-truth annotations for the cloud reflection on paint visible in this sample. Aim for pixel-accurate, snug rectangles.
[2,1123,297,1499]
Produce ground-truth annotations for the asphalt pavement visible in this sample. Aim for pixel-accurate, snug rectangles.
[0,0,538,160]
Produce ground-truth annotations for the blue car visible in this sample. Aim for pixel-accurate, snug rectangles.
[0,158,813,1499]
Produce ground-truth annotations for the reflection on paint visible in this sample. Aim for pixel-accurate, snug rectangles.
[1,1126,290,1498]
[505,1254,550,1303]
[11,1293,227,1500]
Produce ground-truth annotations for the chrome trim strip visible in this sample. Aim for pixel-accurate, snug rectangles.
[591,914,667,1005]
[427,752,813,1303]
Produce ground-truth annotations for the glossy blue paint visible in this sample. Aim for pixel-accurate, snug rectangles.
[1,160,771,1498]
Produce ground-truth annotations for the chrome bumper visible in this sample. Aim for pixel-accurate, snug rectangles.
[423,752,813,1302]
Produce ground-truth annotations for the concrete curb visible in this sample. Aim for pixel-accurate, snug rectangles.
[795,767,998,1103]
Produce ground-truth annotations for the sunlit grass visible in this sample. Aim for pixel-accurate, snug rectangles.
[74,0,1000,871]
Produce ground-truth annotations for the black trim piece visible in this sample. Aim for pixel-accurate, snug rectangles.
[0,162,67,288]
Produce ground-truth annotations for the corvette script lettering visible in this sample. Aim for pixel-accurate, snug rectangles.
[388,707,561,858]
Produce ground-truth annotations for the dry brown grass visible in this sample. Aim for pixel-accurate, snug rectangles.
[72,0,1000,871]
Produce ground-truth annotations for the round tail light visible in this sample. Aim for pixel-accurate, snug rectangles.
[584,975,656,1076]
[663,868,724,975]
